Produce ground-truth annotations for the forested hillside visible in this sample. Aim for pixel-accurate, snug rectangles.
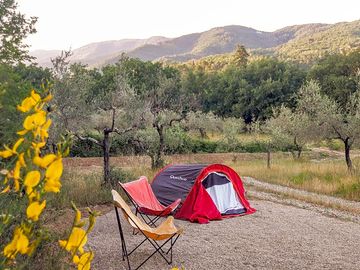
[275,20,360,63]
[31,20,360,66]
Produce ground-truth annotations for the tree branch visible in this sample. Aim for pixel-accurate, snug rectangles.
[331,125,345,141]
[74,133,102,147]
[169,113,187,126]
[113,125,136,136]
[111,107,116,131]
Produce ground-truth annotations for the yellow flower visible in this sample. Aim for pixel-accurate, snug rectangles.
[26,200,46,221]
[39,119,52,140]
[17,97,36,112]
[73,251,94,270]
[3,227,30,259]
[59,227,87,254]
[45,157,63,180]
[75,209,82,224]
[32,141,46,152]
[0,149,13,158]
[17,129,28,136]
[18,111,47,137]
[0,138,24,159]
[30,90,41,101]
[24,170,41,196]
[27,189,40,201]
[44,158,63,193]
[13,160,22,191]
[23,111,47,131]
[18,153,26,167]
[24,170,41,187]
[44,178,62,193]
[42,93,53,102]
[17,90,41,112]
[33,153,57,168]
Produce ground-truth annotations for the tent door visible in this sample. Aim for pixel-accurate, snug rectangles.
[202,172,246,215]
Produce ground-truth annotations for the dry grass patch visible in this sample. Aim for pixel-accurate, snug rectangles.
[230,157,360,201]
[63,152,360,202]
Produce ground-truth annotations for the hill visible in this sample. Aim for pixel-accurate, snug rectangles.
[30,20,360,67]
[30,36,169,67]
[275,20,360,63]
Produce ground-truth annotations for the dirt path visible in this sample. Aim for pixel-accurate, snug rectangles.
[88,197,360,270]
[243,176,360,218]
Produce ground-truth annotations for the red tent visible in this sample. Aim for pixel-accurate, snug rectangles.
[151,164,256,224]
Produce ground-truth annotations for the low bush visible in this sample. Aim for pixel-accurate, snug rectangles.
[70,131,290,157]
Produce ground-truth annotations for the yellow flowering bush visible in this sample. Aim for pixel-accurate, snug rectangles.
[59,203,98,270]
[0,88,97,269]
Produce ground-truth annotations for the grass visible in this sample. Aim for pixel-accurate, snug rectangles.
[47,169,111,210]
[206,132,270,143]
[229,156,360,201]
[60,150,360,202]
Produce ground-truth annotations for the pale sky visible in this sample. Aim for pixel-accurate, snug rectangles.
[18,0,360,51]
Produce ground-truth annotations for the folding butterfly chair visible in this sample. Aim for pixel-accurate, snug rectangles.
[112,190,183,270]
[119,176,181,227]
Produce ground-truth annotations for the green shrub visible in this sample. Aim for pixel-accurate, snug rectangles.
[70,131,288,157]
[109,166,136,186]
[190,139,219,153]
[70,136,102,157]
[327,140,343,151]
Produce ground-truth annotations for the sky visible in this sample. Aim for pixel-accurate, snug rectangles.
[18,0,360,51]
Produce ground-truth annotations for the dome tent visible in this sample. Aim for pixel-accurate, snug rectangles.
[151,164,256,224]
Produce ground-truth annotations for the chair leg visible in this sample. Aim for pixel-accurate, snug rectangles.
[170,237,173,264]
[115,207,131,270]
[133,236,176,270]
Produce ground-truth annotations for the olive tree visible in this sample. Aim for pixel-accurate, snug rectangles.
[266,105,315,159]
[297,79,360,171]
[182,111,221,138]
[133,76,189,169]
[218,117,245,152]
[51,53,144,184]
[250,121,280,169]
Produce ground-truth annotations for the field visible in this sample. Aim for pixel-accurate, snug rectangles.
[60,150,360,207]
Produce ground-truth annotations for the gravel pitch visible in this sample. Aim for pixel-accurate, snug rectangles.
[88,199,360,270]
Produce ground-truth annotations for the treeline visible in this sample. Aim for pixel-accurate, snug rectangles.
[1,48,360,172]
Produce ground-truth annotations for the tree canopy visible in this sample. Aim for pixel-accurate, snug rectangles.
[0,0,37,64]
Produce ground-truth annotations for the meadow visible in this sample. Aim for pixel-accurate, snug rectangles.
[55,149,360,214]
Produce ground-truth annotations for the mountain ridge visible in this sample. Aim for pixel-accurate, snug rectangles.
[31,20,360,67]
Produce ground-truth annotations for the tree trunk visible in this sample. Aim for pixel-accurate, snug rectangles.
[296,148,302,159]
[199,128,207,139]
[267,150,271,169]
[293,136,302,159]
[344,138,353,172]
[150,154,155,169]
[103,130,111,184]
[153,125,164,169]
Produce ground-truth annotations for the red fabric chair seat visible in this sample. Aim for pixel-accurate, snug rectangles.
[120,176,181,216]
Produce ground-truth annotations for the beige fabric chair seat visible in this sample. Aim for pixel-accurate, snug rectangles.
[112,190,183,241]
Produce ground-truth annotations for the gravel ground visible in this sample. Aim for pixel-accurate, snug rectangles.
[88,198,360,270]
